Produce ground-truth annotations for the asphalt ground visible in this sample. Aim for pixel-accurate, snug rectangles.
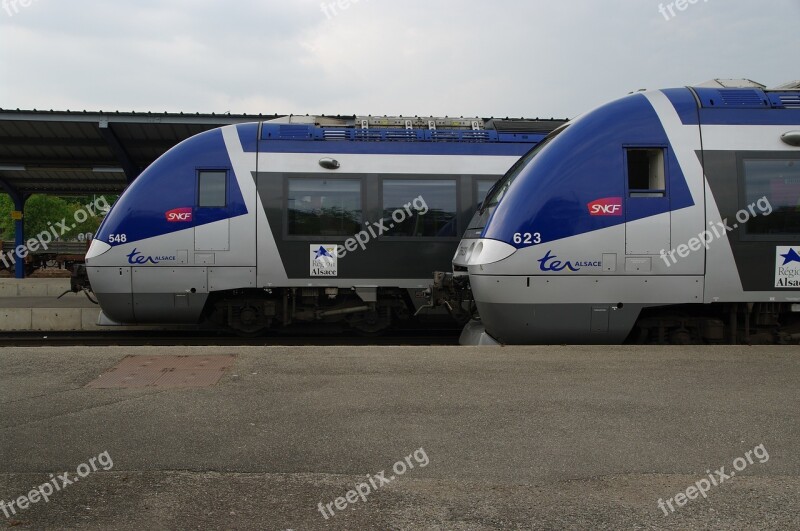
[1,345,799,529]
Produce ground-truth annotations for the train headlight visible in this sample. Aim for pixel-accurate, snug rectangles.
[466,239,517,266]
[464,242,477,262]
[85,239,112,260]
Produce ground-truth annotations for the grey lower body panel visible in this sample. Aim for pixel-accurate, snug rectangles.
[468,273,703,344]
[133,293,208,324]
[94,292,134,324]
[475,301,643,345]
[94,292,208,325]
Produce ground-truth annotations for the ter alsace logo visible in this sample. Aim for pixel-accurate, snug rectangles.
[588,197,623,216]
[166,208,193,223]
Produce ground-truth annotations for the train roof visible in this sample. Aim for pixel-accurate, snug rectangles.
[260,115,567,144]
[685,79,800,110]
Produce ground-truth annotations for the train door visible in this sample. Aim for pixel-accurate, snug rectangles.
[624,147,671,256]
[194,169,230,262]
[197,125,259,292]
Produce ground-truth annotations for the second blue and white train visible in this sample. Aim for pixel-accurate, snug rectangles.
[452,80,800,345]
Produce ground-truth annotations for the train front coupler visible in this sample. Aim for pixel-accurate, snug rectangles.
[416,271,476,324]
[59,264,98,304]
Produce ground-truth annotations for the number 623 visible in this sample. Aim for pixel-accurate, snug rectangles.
[512,232,541,245]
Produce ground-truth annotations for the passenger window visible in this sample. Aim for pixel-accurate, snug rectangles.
[198,170,227,207]
[287,178,362,236]
[382,179,457,237]
[627,149,666,197]
[743,159,800,234]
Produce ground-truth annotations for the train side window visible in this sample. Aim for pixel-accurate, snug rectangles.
[382,179,457,237]
[287,178,362,236]
[743,159,800,235]
[197,170,227,207]
[627,149,666,197]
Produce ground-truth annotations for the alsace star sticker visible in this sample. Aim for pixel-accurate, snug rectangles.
[780,248,800,266]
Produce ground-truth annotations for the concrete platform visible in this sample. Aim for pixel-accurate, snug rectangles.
[0,293,163,331]
[1,345,799,529]
[0,294,105,332]
[0,295,99,308]
[0,278,71,298]
[0,307,104,332]
[0,280,169,332]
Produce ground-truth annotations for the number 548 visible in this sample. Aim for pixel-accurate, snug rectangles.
[513,232,541,245]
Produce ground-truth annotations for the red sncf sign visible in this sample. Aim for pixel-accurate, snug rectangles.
[588,197,623,216]
[166,208,193,222]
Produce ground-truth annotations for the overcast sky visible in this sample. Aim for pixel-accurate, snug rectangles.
[1,0,798,119]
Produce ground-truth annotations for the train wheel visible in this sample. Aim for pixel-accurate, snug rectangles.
[350,308,391,336]
[669,327,693,345]
[228,304,270,337]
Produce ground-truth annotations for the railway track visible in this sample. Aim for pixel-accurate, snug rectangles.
[0,328,462,347]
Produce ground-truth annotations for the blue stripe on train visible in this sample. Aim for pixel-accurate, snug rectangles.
[482,91,696,248]
[96,128,248,246]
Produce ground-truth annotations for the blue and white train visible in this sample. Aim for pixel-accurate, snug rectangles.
[79,115,564,334]
[452,80,800,345]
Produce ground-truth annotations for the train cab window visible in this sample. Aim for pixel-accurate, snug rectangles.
[382,179,457,237]
[197,170,227,207]
[627,149,666,197]
[476,179,497,208]
[743,159,800,235]
[287,178,362,236]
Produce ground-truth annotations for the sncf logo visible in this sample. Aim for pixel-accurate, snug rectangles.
[588,197,623,216]
[166,208,193,222]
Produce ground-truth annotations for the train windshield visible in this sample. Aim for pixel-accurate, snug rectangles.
[479,124,569,215]
[463,124,569,235]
